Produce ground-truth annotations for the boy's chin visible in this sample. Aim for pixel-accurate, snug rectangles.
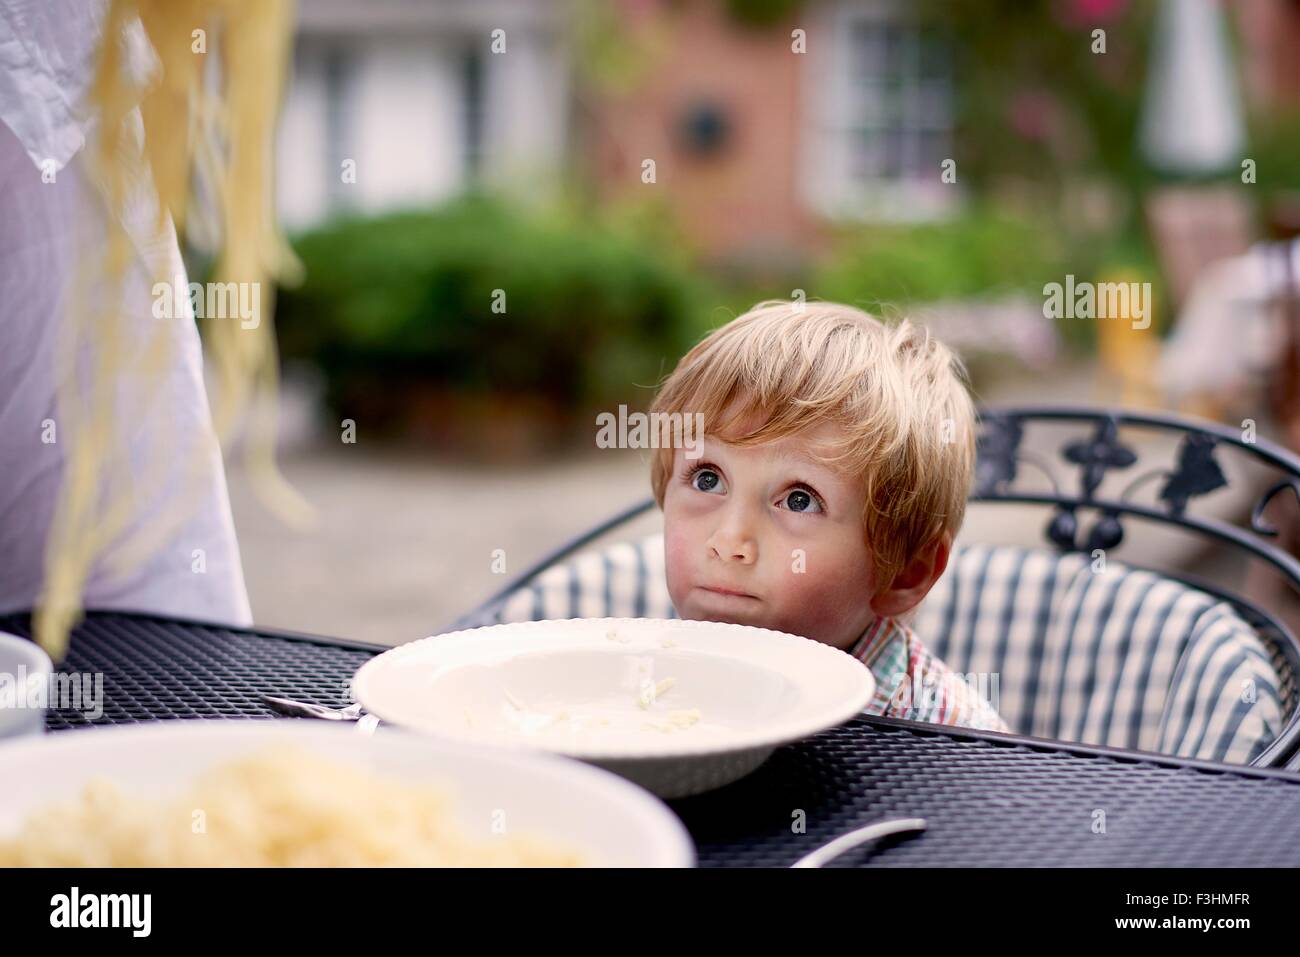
[695,611,757,628]
[679,603,853,648]
[677,600,768,630]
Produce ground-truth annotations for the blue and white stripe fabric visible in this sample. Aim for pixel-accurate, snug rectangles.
[915,543,1286,766]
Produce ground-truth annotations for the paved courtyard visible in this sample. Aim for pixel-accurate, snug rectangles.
[227,444,656,645]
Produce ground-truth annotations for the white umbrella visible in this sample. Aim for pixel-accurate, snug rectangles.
[1139,0,1245,176]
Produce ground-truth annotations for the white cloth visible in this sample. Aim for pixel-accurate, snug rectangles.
[1157,241,1298,403]
[0,0,107,173]
[0,3,252,626]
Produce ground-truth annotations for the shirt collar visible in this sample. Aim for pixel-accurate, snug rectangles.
[848,616,901,666]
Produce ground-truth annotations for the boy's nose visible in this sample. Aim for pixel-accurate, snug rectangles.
[707,519,757,564]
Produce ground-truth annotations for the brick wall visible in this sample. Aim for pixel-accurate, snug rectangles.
[581,0,832,271]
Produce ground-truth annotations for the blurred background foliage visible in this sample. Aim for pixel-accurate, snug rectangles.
[275,194,716,451]
[276,193,1157,437]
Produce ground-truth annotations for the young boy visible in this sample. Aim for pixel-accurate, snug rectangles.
[648,300,1009,732]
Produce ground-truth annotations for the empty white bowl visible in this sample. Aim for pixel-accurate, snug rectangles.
[353,618,876,798]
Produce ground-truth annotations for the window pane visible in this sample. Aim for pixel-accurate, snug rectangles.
[838,15,953,199]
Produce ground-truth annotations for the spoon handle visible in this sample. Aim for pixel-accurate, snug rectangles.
[790,817,927,868]
[260,694,363,721]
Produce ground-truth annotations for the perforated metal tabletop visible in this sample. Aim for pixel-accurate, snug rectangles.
[4,610,1300,867]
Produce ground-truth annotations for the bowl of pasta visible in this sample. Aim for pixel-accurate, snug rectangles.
[352,617,876,799]
[0,721,694,867]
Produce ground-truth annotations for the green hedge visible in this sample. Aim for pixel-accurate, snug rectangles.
[274,197,1154,443]
[814,210,1072,306]
[274,195,711,419]
[807,208,1164,350]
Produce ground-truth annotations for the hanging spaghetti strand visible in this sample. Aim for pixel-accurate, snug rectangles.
[35,0,311,661]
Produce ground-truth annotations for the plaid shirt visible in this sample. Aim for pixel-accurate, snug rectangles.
[850,616,1010,733]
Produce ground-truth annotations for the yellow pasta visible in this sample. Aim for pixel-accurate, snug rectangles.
[0,747,586,867]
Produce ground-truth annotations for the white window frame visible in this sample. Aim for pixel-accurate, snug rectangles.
[800,0,960,222]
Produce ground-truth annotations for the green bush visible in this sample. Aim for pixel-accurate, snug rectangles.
[808,208,1167,353]
[1246,109,1300,196]
[275,195,711,423]
[813,209,1072,306]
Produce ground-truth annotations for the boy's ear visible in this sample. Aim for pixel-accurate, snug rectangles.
[868,532,952,619]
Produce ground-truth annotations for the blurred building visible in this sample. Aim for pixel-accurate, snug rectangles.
[275,0,956,262]
[276,0,571,229]
[582,0,957,270]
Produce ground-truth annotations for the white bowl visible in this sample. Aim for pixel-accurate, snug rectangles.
[0,721,694,867]
[0,632,53,741]
[353,618,876,798]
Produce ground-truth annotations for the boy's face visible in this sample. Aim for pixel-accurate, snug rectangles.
[662,420,878,651]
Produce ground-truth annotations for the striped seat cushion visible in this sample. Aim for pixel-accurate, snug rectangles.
[489,535,1287,765]
[915,543,1286,766]
[494,535,676,624]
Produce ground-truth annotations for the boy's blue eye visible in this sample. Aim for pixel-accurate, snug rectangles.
[692,469,722,493]
[783,489,821,513]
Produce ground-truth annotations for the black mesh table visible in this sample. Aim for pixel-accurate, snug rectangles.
[5,609,1300,867]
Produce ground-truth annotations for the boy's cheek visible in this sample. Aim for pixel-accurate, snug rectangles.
[775,536,872,592]
[771,562,857,616]
[765,549,875,643]
[662,521,696,607]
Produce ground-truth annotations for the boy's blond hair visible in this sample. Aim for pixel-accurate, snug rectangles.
[649,300,977,588]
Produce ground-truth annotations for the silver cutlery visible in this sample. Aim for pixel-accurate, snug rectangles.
[790,817,927,868]
[260,694,365,721]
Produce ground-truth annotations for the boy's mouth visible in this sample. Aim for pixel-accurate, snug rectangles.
[698,584,758,600]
